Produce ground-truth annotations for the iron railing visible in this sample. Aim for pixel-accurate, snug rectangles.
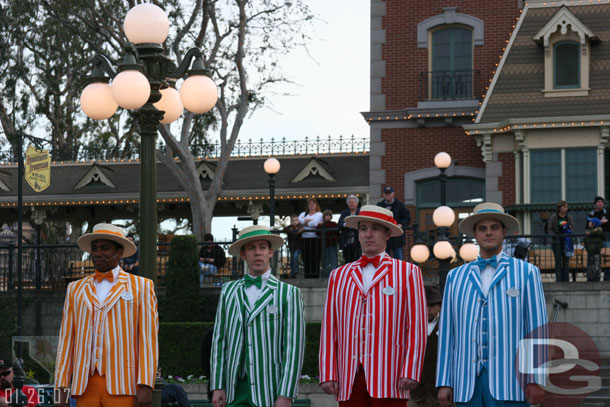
[420,70,480,101]
[0,136,369,163]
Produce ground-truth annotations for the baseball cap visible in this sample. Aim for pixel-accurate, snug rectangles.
[383,186,394,193]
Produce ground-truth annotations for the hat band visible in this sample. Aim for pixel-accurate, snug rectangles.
[476,209,505,215]
[94,230,125,238]
[239,229,272,240]
[358,210,398,225]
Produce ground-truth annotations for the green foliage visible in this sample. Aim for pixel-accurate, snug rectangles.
[0,298,16,357]
[161,236,201,322]
[159,322,321,378]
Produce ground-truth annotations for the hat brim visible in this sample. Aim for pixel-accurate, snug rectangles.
[228,234,284,257]
[77,233,137,258]
[458,212,519,237]
[344,215,403,237]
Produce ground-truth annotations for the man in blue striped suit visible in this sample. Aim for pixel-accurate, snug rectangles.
[436,203,547,406]
[210,225,305,407]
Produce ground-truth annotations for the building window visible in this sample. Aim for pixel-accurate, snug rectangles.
[565,148,596,201]
[530,148,596,203]
[429,26,473,100]
[554,41,580,89]
[416,177,484,208]
[531,150,561,203]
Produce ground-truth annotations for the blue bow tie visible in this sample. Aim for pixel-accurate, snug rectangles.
[474,257,497,269]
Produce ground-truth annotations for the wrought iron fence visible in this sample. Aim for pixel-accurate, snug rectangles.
[420,70,480,101]
[0,136,369,163]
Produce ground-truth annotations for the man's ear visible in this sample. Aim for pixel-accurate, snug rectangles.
[118,247,124,257]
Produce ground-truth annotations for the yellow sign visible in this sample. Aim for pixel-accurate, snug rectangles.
[25,145,51,192]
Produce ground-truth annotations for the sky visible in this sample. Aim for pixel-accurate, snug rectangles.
[201,0,370,240]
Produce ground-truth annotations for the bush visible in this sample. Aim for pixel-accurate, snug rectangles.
[162,236,200,322]
[159,322,320,378]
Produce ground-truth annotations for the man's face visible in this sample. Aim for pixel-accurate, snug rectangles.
[473,219,506,257]
[595,199,604,211]
[358,221,391,257]
[241,239,273,276]
[347,198,358,211]
[383,191,395,202]
[91,239,123,272]
[427,303,441,322]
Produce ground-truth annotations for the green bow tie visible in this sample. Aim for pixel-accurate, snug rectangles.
[244,274,262,289]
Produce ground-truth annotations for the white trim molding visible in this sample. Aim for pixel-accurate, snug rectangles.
[417,7,484,48]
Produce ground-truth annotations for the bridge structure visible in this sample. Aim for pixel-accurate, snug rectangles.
[0,137,370,225]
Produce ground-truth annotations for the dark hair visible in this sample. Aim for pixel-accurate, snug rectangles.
[556,200,568,213]
[594,196,605,204]
[323,209,333,218]
[203,233,214,242]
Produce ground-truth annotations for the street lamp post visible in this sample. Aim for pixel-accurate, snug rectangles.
[80,4,217,286]
[410,152,478,291]
[264,158,281,228]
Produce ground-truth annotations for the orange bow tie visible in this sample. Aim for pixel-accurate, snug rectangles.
[94,270,114,283]
[359,255,382,268]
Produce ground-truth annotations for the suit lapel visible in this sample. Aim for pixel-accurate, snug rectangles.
[101,270,128,310]
[348,263,365,294]
[247,275,278,324]
[368,255,392,290]
[466,263,484,298]
[83,276,98,310]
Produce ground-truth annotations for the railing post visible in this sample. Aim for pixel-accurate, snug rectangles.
[35,225,42,290]
[7,243,14,291]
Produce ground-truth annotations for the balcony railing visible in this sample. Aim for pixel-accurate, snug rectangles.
[0,136,369,163]
[420,70,480,101]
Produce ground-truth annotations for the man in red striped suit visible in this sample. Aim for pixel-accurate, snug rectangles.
[319,205,427,406]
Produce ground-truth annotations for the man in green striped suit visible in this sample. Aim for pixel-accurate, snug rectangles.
[210,225,305,407]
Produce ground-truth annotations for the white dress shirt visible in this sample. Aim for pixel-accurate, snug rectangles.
[244,269,271,309]
[428,313,439,336]
[362,252,386,293]
[94,265,120,303]
[480,254,500,297]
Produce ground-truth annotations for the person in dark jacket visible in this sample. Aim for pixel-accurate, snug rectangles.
[547,200,575,282]
[585,217,604,282]
[199,233,227,286]
[588,196,610,247]
[338,195,361,264]
[377,186,410,260]
[317,209,339,277]
[409,285,442,407]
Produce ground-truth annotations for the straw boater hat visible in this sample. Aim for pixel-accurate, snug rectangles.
[77,223,137,258]
[344,205,403,237]
[228,225,284,257]
[458,202,520,237]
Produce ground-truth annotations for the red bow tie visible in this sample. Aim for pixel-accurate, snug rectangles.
[94,270,114,283]
[359,255,382,268]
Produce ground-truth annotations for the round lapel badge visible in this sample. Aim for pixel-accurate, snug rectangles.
[383,286,395,296]
[267,304,279,314]
[121,292,134,301]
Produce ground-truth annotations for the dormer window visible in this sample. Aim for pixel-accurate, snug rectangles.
[533,6,598,97]
[554,41,579,89]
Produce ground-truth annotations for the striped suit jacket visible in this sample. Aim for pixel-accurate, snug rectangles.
[210,275,305,407]
[436,253,548,402]
[55,270,159,396]
[319,254,427,401]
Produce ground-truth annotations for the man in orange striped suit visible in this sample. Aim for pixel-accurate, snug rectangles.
[319,205,427,406]
[55,223,158,407]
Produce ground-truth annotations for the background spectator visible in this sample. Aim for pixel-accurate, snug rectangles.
[199,233,227,286]
[548,200,574,282]
[588,196,610,247]
[318,209,339,277]
[585,217,604,282]
[298,198,323,278]
[282,215,303,278]
[377,186,410,260]
[120,234,139,274]
[338,194,361,264]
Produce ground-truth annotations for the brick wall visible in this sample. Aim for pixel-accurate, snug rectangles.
[381,0,522,109]
[498,152,516,206]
